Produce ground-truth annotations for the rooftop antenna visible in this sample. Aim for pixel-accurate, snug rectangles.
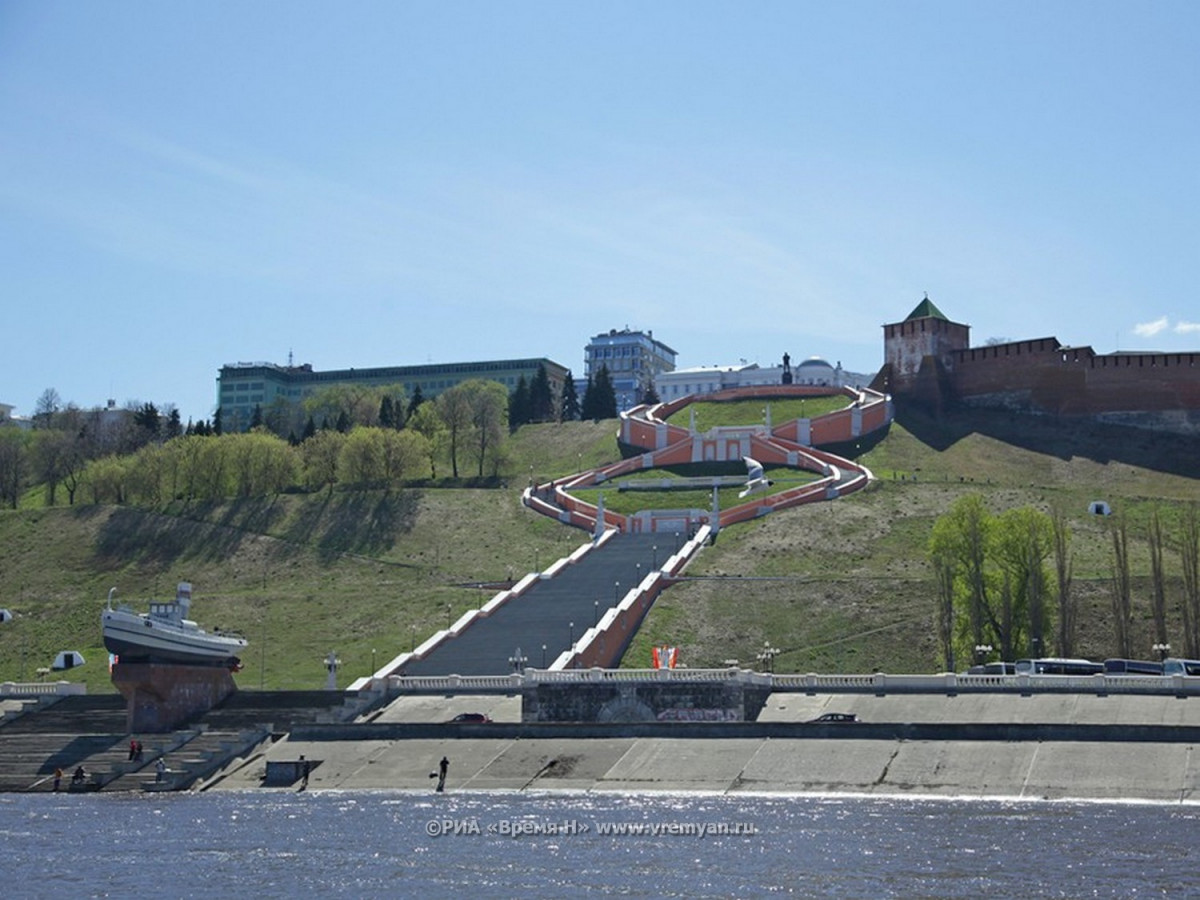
[288,348,294,367]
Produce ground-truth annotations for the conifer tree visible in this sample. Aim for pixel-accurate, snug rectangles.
[559,371,580,421]
[530,364,553,422]
[592,365,617,419]
[407,385,425,419]
[580,374,596,421]
[509,375,531,429]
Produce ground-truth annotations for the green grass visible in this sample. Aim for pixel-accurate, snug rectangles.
[568,466,818,516]
[665,395,849,431]
[3,405,1200,690]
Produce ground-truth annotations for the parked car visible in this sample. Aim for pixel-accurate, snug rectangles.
[807,712,858,723]
[449,712,492,723]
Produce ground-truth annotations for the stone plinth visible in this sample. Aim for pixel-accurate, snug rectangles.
[112,663,237,733]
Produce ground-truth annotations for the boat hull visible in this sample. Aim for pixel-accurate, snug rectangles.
[102,610,246,668]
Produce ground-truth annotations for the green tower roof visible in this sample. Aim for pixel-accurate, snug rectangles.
[905,295,948,321]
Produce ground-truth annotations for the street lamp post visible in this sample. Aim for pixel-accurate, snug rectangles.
[652,545,658,569]
[756,641,780,674]
[614,581,621,604]
[569,621,575,647]
[446,603,452,630]
[509,647,527,674]
[1153,642,1171,661]
[974,644,993,665]
[541,644,547,668]
[410,623,417,653]
[594,599,599,626]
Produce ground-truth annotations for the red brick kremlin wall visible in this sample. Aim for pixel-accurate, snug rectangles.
[947,338,1200,419]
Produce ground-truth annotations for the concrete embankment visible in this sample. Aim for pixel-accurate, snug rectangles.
[205,692,1200,801]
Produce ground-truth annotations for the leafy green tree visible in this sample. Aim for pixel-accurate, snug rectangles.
[992,506,1053,659]
[436,382,473,478]
[407,403,445,479]
[467,380,509,477]
[642,382,660,405]
[929,494,993,665]
[84,454,128,504]
[125,443,166,506]
[380,428,431,484]
[300,428,345,491]
[340,427,385,484]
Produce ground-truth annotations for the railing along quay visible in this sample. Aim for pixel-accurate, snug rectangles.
[373,668,1200,697]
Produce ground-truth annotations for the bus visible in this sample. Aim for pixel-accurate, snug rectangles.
[1102,658,1164,676]
[1163,658,1200,677]
[1015,658,1104,676]
[966,661,1016,675]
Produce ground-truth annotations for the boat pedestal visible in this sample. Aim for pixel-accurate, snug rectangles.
[112,663,237,733]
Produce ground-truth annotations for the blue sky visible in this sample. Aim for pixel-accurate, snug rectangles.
[2,2,1198,424]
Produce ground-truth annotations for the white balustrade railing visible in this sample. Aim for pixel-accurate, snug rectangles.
[0,681,88,697]
[374,668,1200,696]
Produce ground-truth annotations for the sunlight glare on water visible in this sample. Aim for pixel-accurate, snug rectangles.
[4,791,1200,897]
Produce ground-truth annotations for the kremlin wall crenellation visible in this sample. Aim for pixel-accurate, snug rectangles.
[873,297,1200,436]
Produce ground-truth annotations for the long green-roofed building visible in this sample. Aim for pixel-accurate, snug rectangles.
[217,357,569,432]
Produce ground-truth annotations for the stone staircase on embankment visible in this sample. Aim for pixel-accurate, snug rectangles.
[0,689,376,792]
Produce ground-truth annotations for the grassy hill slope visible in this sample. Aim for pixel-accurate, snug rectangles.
[2,409,1198,690]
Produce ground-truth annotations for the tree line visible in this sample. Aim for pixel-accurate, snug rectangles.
[0,365,623,508]
[930,494,1200,669]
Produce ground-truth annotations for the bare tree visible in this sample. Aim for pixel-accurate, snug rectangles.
[1181,504,1200,659]
[1051,505,1075,657]
[932,555,956,672]
[1109,516,1134,658]
[0,429,26,509]
[33,388,61,428]
[1148,509,1169,652]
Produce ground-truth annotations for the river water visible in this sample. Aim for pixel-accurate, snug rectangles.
[4,791,1198,897]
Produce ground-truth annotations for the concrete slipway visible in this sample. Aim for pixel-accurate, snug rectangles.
[204,692,1200,802]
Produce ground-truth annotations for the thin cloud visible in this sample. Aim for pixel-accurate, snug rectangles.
[1175,321,1200,334]
[1133,316,1169,337]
